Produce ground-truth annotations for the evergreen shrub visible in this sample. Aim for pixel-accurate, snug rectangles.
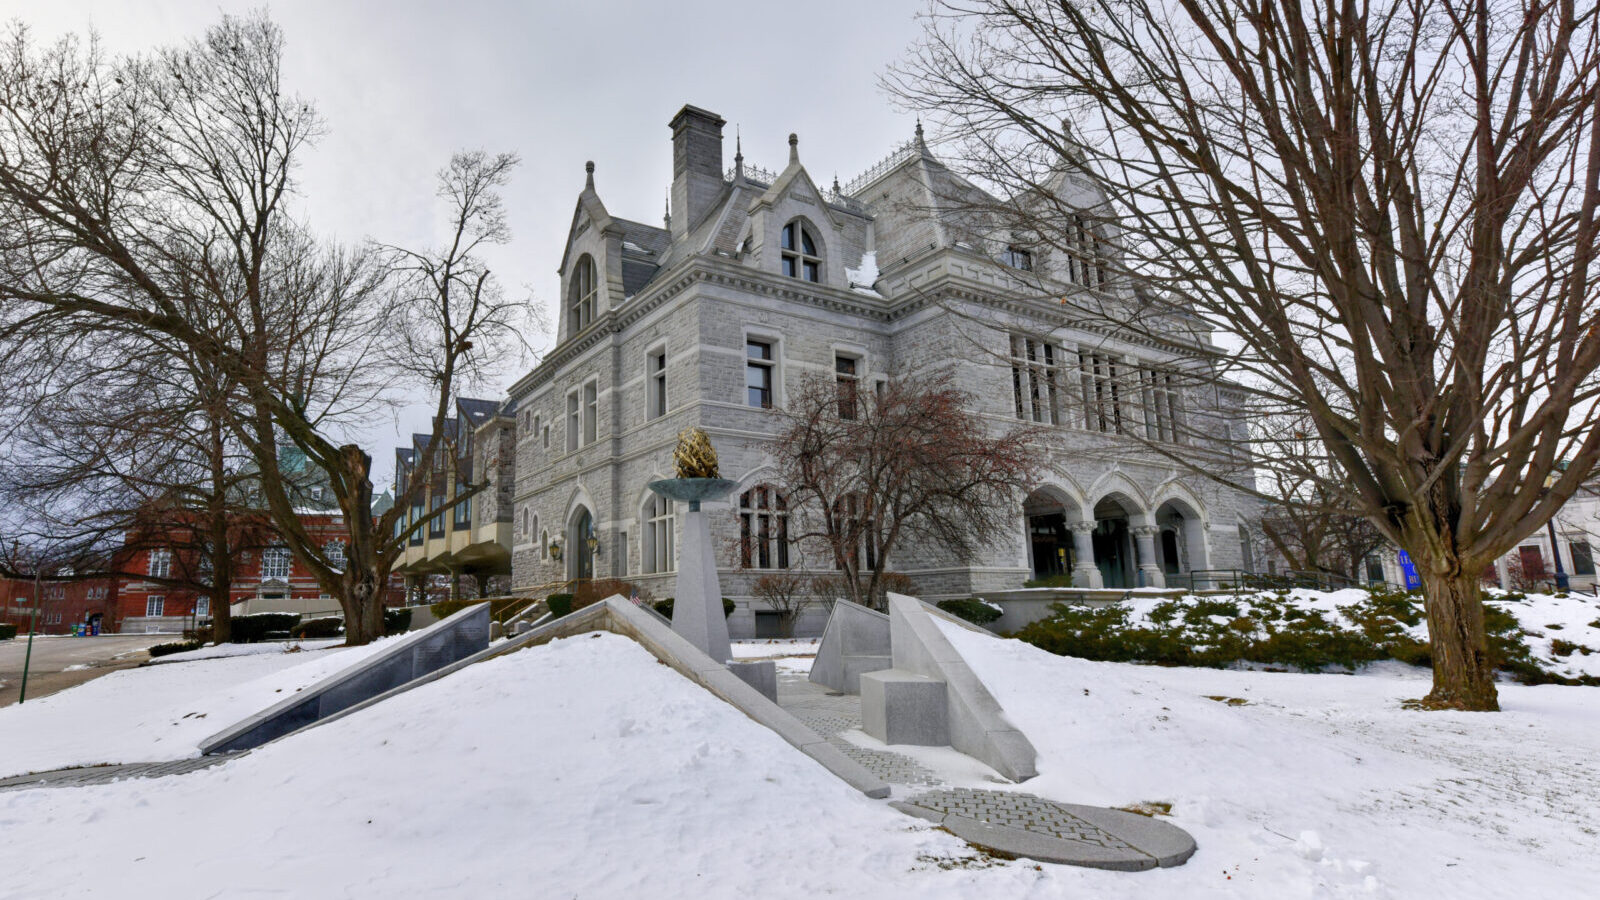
[148,639,203,657]
[229,612,300,643]
[936,598,1003,625]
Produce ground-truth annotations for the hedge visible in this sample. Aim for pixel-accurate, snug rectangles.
[652,597,736,620]
[546,593,576,618]
[385,608,413,635]
[289,616,343,639]
[229,612,301,643]
[0,623,17,640]
[148,639,203,658]
[937,598,1003,626]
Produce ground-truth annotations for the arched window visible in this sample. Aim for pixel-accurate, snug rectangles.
[780,221,820,282]
[324,540,346,572]
[540,528,549,561]
[643,494,675,573]
[739,486,790,569]
[531,513,541,555]
[569,254,597,331]
[521,507,530,540]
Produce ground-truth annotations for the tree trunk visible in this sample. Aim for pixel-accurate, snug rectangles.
[1419,570,1500,711]
[342,566,384,646]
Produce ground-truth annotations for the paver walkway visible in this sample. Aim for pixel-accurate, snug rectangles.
[0,755,239,792]
[777,669,1195,871]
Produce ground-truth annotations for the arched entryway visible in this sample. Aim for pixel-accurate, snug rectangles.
[1154,497,1207,587]
[1092,495,1137,588]
[1024,488,1074,580]
[569,507,596,582]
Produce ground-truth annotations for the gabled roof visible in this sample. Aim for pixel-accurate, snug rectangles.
[457,397,500,425]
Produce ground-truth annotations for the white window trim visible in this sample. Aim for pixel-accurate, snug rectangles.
[565,388,581,452]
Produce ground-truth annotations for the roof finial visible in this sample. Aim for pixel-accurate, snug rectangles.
[832,172,841,196]
[788,132,799,165]
[735,125,744,181]
[915,118,925,146]
[585,160,595,191]
[663,187,671,229]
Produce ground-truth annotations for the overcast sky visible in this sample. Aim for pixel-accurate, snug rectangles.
[5,0,928,485]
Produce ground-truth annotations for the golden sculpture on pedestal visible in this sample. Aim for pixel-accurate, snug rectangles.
[672,427,720,479]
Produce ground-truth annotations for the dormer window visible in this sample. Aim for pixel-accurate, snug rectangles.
[570,254,597,331]
[781,221,820,282]
[1001,245,1033,272]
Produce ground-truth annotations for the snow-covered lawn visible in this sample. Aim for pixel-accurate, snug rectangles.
[1,624,1597,897]
[0,638,394,778]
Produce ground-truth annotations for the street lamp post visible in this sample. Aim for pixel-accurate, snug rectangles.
[1546,517,1570,592]
[18,567,42,704]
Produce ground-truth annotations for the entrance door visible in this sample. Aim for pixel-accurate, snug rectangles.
[1028,512,1070,580]
[1093,518,1131,588]
[572,509,595,582]
[1161,530,1181,575]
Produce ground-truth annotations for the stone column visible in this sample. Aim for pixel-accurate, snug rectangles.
[672,502,732,664]
[1070,521,1103,589]
[1133,526,1165,588]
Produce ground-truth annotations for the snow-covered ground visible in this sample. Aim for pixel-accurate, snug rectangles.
[0,638,393,778]
[1,621,1597,897]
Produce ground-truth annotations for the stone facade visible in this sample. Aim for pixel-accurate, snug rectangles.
[503,104,1260,638]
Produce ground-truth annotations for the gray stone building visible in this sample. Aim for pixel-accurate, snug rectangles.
[504,104,1258,637]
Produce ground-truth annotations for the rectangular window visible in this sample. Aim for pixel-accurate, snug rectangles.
[1080,351,1125,434]
[1001,246,1033,271]
[1009,336,1059,425]
[147,549,171,580]
[835,355,859,420]
[453,482,470,529]
[261,547,292,581]
[543,425,550,449]
[1365,555,1384,584]
[146,596,165,617]
[429,492,446,538]
[1140,368,1183,443]
[648,349,667,420]
[747,340,775,408]
[583,380,598,445]
[531,414,541,445]
[566,391,580,452]
[1571,542,1596,577]
[409,502,424,546]
[1518,545,1546,580]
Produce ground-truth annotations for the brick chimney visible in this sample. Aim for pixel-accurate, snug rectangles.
[669,105,725,242]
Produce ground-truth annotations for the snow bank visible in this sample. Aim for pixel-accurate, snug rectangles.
[0,634,1025,899]
[940,619,1600,898]
[0,638,394,777]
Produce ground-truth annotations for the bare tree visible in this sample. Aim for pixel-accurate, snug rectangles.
[771,372,1039,609]
[0,321,276,643]
[0,16,531,644]
[891,0,1600,710]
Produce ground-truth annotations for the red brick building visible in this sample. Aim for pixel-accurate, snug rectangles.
[1,574,118,636]
[111,449,405,633]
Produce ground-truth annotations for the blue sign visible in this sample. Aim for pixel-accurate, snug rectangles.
[1397,550,1421,590]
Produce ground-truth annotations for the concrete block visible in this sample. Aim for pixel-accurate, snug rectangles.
[882,593,1038,783]
[861,669,948,746]
[727,660,777,703]
[810,600,891,693]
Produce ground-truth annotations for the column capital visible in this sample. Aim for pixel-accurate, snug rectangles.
[1070,520,1097,535]
[1131,525,1158,538]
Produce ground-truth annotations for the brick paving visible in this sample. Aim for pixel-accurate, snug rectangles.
[0,754,240,792]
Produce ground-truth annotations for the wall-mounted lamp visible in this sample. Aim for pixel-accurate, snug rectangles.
[588,535,602,558]
[549,539,563,562]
